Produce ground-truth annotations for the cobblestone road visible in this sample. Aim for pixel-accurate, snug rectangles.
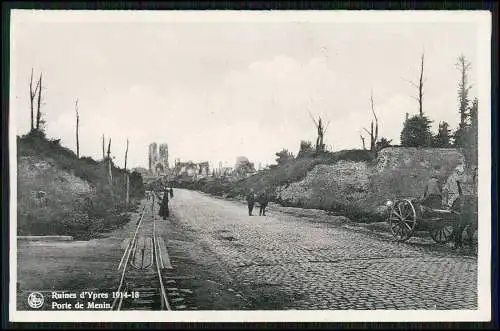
[167,189,477,310]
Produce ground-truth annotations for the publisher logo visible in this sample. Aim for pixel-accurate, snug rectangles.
[27,292,44,309]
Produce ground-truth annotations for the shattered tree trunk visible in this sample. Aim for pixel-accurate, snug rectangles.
[370,90,379,151]
[418,53,424,117]
[36,73,43,130]
[29,68,40,132]
[456,55,471,127]
[107,138,114,197]
[102,134,105,160]
[370,122,375,150]
[360,134,366,150]
[75,99,80,158]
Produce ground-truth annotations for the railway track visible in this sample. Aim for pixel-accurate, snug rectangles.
[110,197,172,311]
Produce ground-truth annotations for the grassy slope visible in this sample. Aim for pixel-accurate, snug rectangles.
[17,131,144,239]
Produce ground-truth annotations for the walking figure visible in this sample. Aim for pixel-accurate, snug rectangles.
[158,189,170,220]
[169,187,174,198]
[246,188,256,216]
[258,190,270,216]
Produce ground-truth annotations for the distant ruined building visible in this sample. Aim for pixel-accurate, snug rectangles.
[173,159,210,179]
[213,161,233,178]
[234,156,256,178]
[148,142,169,176]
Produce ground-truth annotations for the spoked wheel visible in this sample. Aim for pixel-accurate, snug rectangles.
[388,199,418,242]
[430,225,454,243]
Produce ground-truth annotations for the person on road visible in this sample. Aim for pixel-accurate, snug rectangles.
[443,164,466,210]
[169,187,174,198]
[258,189,270,216]
[421,166,443,210]
[158,189,170,220]
[246,188,256,216]
[445,163,477,250]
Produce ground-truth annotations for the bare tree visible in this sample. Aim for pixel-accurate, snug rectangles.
[403,52,426,117]
[363,121,373,150]
[361,89,379,151]
[124,138,129,171]
[107,138,113,184]
[370,89,379,147]
[29,68,40,131]
[102,134,105,160]
[35,72,43,130]
[360,133,366,150]
[308,111,330,152]
[456,54,472,127]
[75,99,80,158]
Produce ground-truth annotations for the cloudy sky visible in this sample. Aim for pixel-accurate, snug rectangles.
[10,11,487,170]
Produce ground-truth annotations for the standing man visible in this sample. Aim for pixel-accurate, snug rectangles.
[443,164,465,210]
[444,163,476,249]
[169,187,174,198]
[421,166,443,210]
[443,164,465,249]
[246,188,256,216]
[258,189,270,216]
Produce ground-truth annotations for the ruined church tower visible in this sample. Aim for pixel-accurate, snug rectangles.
[148,143,158,173]
[159,144,169,170]
[148,142,169,176]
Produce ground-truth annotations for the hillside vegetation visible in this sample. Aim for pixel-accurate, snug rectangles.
[17,131,145,240]
[175,147,465,223]
[174,149,381,220]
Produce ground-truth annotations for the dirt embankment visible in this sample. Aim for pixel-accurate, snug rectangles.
[277,147,464,220]
[16,133,143,239]
[184,147,465,223]
[17,155,94,236]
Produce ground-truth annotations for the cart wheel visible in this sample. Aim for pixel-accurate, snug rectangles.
[388,199,417,242]
[430,225,454,243]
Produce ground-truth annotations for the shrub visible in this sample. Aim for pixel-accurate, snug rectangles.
[297,140,315,159]
[432,121,452,147]
[400,115,433,147]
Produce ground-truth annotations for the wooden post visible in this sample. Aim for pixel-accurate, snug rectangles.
[126,174,130,207]
[124,139,129,207]
[124,139,129,171]
[107,138,113,189]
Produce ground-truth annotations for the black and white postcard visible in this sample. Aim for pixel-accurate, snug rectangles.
[8,9,492,323]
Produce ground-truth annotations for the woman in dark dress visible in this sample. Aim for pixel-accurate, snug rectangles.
[158,190,170,220]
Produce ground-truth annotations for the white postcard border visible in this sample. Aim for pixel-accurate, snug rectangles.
[9,9,492,323]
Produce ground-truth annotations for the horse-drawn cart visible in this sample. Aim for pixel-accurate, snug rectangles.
[385,196,477,245]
